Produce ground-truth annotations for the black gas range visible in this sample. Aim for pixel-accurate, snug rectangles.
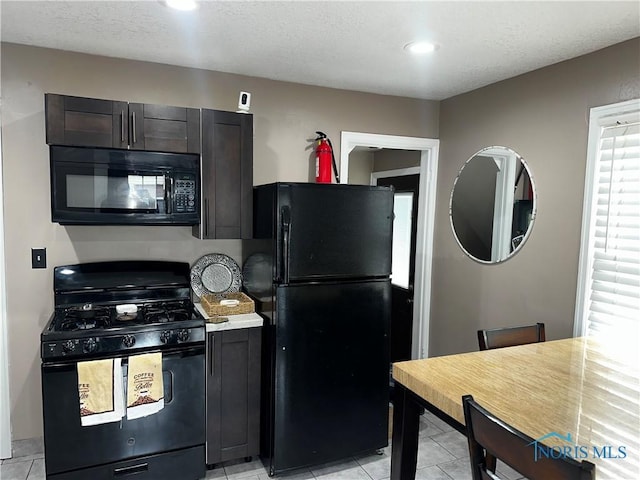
[41,261,205,361]
[41,261,206,480]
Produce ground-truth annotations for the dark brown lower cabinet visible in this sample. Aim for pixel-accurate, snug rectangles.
[206,327,261,466]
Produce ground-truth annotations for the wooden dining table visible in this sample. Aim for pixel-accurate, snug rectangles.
[390,337,640,480]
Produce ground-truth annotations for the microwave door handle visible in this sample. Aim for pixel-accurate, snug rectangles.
[165,175,172,214]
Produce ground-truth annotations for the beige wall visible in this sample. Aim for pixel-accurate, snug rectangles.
[347,149,421,186]
[0,43,439,440]
[431,38,640,357]
[373,149,421,172]
[346,149,375,185]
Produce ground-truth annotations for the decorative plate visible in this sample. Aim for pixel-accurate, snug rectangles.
[190,253,242,298]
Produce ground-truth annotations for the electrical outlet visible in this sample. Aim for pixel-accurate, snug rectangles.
[31,248,47,269]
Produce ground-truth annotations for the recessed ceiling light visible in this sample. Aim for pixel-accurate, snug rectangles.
[404,41,438,55]
[164,0,198,11]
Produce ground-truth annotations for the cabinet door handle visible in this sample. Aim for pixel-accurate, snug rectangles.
[204,198,209,237]
[120,110,125,143]
[209,338,214,376]
[131,111,137,144]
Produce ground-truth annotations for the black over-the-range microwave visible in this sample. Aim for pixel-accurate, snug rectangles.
[50,146,200,225]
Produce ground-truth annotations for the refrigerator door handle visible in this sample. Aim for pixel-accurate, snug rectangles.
[281,206,291,284]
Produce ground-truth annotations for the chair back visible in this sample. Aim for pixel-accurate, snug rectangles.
[477,322,545,351]
[462,395,595,480]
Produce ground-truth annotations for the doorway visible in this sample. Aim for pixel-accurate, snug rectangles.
[340,132,439,359]
[376,173,419,363]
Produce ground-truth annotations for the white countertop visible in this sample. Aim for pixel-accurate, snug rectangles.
[195,302,264,332]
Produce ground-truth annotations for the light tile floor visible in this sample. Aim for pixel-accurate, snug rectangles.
[1,412,525,480]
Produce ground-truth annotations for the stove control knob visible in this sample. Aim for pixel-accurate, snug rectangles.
[160,330,172,344]
[62,340,76,354]
[177,329,190,342]
[122,335,136,348]
[83,338,98,353]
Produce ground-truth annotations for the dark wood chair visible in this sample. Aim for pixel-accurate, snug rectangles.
[462,395,596,480]
[476,322,546,472]
[477,322,545,351]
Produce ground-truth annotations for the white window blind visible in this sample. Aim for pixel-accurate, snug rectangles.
[574,99,640,343]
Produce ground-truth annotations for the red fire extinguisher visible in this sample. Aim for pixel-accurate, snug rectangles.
[314,131,340,184]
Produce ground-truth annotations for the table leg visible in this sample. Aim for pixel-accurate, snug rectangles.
[390,383,421,480]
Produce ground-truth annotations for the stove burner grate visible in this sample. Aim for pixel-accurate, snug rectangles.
[58,306,111,332]
[60,317,110,331]
[140,302,191,324]
[52,299,197,333]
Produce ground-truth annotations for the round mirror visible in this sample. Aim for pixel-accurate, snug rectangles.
[450,146,536,263]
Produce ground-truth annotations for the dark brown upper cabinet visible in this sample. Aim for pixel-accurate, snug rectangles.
[45,94,200,154]
[193,109,253,239]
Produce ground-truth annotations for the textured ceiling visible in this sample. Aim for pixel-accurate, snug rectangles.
[1,1,639,100]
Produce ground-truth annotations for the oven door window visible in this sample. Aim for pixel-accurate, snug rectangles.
[58,164,167,214]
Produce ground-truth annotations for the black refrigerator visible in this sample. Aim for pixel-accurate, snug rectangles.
[244,182,394,476]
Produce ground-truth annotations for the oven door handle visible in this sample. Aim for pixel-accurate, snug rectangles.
[41,344,205,368]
